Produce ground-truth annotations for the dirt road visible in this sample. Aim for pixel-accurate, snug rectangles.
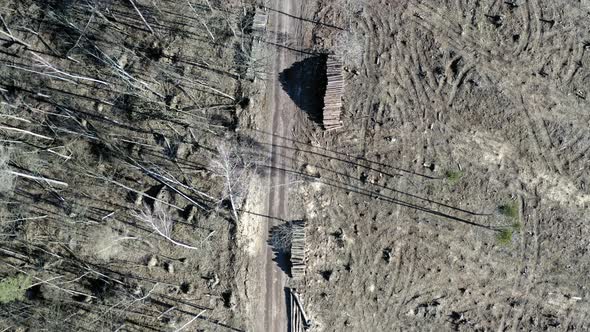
[257,0,305,331]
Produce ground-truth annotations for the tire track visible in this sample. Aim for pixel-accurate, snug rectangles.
[517,0,542,55]
[382,238,406,311]
[410,3,508,113]
[529,0,543,52]
[521,103,558,175]
[511,200,542,331]
[405,19,472,110]
[556,32,576,81]
[515,0,532,56]
[374,132,415,321]
[497,195,525,332]
[568,144,590,179]
[563,35,584,85]
[355,4,400,157]
[390,35,431,121]
[383,45,414,113]
[394,245,417,319]
[507,196,531,331]
[410,0,583,103]
[446,64,475,107]
[535,118,565,175]
[407,2,497,63]
[395,56,427,118]
[357,16,378,82]
[406,28,439,117]
[353,13,379,159]
[378,89,408,126]
[497,196,542,331]
[408,0,589,175]
[521,94,565,175]
[435,49,453,95]
[411,27,438,91]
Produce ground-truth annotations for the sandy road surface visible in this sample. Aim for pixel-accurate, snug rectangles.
[256,0,305,331]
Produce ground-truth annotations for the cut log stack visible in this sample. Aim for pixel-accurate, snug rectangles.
[247,8,268,81]
[290,220,306,280]
[322,56,345,130]
[289,288,311,332]
[251,7,268,35]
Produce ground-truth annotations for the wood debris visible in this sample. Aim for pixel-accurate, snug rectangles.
[290,220,306,279]
[322,56,344,130]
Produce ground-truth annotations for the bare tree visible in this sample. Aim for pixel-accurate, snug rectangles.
[8,53,110,86]
[209,141,259,223]
[0,147,15,193]
[133,202,198,250]
[0,12,30,47]
[174,309,207,332]
[0,124,53,141]
[128,0,155,34]
[186,1,215,41]
[0,147,68,189]
[5,170,69,187]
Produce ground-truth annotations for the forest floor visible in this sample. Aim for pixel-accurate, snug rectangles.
[0,0,255,331]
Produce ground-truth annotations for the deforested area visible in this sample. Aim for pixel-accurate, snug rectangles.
[0,0,262,330]
[285,0,590,331]
[3,0,590,331]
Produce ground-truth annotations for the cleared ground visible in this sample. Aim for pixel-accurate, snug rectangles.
[278,0,590,331]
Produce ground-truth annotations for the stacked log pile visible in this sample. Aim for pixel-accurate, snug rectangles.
[252,7,268,35]
[246,8,268,81]
[290,220,306,279]
[322,57,344,130]
[289,288,311,332]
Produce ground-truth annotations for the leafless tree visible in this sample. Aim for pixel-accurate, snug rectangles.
[209,141,259,223]
[0,146,68,188]
[128,0,155,34]
[0,124,53,141]
[0,12,30,47]
[186,1,215,41]
[133,202,198,250]
[0,147,15,193]
[240,32,274,81]
[0,0,249,329]
[8,52,110,87]
[5,170,69,187]
[174,309,207,332]
[85,171,184,211]
[4,262,97,300]
[137,162,217,207]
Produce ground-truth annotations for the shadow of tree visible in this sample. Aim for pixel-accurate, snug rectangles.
[279,55,328,125]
